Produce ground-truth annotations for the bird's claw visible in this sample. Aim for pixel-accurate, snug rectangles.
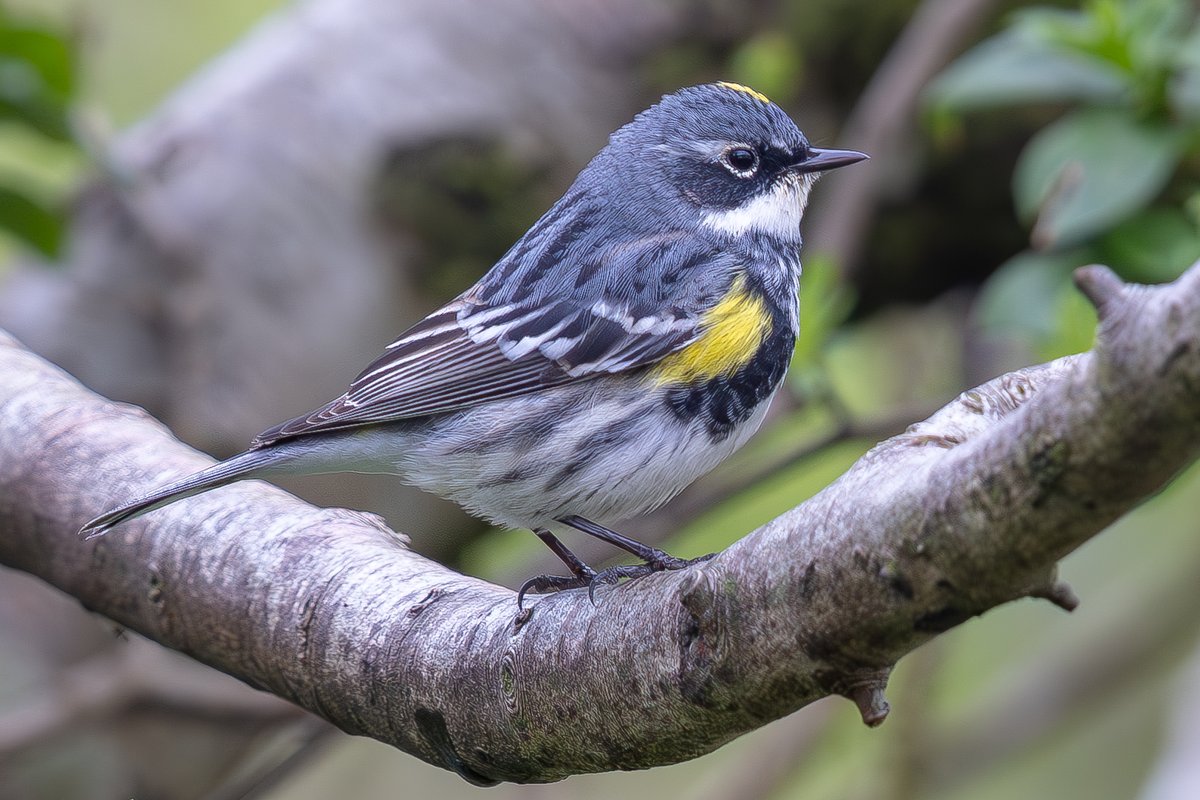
[516,565,650,608]
[517,552,716,608]
[587,563,653,603]
[517,571,596,610]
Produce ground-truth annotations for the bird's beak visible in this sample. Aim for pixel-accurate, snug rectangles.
[792,147,869,174]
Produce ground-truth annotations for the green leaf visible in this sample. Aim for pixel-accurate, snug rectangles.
[925,29,1129,112]
[0,183,64,257]
[0,23,74,97]
[792,253,855,371]
[975,249,1084,339]
[1013,109,1186,249]
[976,247,1100,361]
[1099,207,1200,283]
[0,85,72,142]
[1020,1,1134,73]
[1044,278,1098,361]
[0,18,76,142]
[1123,0,1194,69]
[1170,25,1200,119]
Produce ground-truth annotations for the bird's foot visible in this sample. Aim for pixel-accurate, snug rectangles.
[588,552,716,602]
[517,569,596,610]
[517,552,716,608]
[520,520,717,609]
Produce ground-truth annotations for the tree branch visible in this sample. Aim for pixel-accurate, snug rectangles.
[1,262,1197,784]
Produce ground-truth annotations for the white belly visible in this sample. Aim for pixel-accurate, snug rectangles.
[325,377,775,530]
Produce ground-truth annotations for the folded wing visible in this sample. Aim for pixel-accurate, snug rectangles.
[253,208,733,447]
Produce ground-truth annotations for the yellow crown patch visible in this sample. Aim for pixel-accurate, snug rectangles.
[716,81,772,104]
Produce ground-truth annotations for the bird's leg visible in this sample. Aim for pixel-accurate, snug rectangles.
[559,514,690,567]
[517,528,598,608]
[558,515,715,602]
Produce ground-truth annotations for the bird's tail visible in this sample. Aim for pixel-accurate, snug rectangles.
[80,446,297,539]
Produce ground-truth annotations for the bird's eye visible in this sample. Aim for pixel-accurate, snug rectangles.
[722,147,759,177]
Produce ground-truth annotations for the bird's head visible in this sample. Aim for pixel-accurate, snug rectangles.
[600,82,867,243]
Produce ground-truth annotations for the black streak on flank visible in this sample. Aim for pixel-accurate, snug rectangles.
[664,317,795,441]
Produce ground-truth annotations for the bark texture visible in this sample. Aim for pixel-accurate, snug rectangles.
[0,262,1197,784]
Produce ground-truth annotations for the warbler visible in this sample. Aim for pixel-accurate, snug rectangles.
[81,82,867,603]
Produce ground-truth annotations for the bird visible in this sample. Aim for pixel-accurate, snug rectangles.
[81,82,867,605]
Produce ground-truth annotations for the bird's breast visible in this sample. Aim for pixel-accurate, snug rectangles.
[647,274,773,386]
[652,277,796,442]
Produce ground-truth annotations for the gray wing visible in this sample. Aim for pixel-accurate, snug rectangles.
[253,196,734,447]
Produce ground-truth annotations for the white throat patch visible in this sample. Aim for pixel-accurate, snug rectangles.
[700,173,814,243]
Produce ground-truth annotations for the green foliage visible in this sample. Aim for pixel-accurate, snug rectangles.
[790,254,856,374]
[1012,109,1187,249]
[0,182,63,255]
[975,250,1081,341]
[727,32,806,105]
[929,0,1200,357]
[0,5,79,258]
[925,28,1129,110]
[1102,205,1200,281]
[930,0,1200,117]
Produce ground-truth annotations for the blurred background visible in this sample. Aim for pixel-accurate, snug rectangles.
[1,0,1198,797]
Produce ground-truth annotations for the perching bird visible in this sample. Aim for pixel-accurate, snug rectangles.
[81,82,867,603]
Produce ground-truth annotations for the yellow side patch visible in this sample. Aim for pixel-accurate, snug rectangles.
[717,81,771,104]
[650,276,771,385]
